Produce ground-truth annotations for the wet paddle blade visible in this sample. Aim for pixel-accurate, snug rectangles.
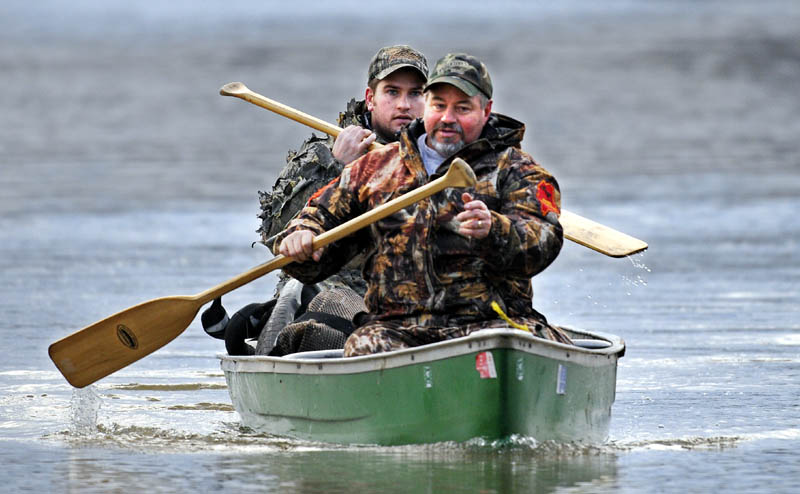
[560,210,648,257]
[48,296,201,388]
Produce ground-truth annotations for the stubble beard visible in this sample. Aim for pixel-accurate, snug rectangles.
[372,119,400,144]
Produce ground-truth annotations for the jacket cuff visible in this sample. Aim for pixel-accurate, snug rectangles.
[481,211,511,254]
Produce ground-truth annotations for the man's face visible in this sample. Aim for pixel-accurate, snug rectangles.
[366,68,425,141]
[423,84,492,157]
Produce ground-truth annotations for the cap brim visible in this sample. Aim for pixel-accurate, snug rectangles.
[424,75,480,98]
[373,63,428,81]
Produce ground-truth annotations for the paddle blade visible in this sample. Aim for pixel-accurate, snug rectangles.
[48,296,202,388]
[560,210,648,257]
[219,81,249,97]
[445,158,477,188]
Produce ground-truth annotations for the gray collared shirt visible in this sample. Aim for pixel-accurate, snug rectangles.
[417,133,446,176]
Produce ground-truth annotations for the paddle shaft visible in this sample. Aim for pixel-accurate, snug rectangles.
[49,159,476,388]
[220,82,648,257]
[220,82,381,153]
[195,158,476,305]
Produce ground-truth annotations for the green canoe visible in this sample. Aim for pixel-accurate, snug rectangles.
[219,327,625,445]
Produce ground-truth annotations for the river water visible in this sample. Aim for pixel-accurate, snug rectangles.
[1,1,798,492]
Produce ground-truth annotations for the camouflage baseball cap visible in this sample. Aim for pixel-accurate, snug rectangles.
[367,45,428,83]
[425,53,493,98]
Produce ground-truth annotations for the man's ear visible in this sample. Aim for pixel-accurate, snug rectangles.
[365,86,375,112]
[483,99,493,123]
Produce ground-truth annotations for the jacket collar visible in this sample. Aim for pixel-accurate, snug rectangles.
[402,113,526,175]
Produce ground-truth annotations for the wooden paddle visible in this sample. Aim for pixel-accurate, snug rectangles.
[49,159,477,388]
[220,82,648,258]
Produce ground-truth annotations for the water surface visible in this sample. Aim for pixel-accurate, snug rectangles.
[1,1,799,492]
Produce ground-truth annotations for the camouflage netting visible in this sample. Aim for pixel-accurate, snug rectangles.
[257,134,338,244]
[256,99,369,244]
[256,99,374,297]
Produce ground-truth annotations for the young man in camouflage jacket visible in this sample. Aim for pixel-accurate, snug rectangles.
[276,53,570,357]
[259,45,428,292]
[249,45,428,355]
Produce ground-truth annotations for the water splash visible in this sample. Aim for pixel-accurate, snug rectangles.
[611,435,740,452]
[623,251,651,292]
[69,386,101,435]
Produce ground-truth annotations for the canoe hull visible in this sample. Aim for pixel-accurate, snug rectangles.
[219,327,624,445]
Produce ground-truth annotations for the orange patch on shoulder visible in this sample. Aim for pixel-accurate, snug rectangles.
[536,180,560,217]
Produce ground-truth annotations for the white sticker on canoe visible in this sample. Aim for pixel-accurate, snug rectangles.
[424,366,433,388]
[556,364,567,395]
[475,352,497,379]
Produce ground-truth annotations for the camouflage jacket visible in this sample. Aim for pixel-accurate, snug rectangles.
[273,115,564,327]
[257,99,385,296]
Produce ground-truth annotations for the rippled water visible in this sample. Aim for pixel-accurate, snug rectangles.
[1,1,799,492]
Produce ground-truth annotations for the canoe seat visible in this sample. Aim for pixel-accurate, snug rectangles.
[283,349,345,359]
[572,338,612,349]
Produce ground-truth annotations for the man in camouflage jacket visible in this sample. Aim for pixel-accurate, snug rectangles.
[276,53,570,357]
[258,45,428,296]
[245,45,428,356]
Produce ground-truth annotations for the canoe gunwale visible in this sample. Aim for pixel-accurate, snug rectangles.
[219,327,624,376]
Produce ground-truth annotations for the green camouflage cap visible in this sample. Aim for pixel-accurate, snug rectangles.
[367,45,428,83]
[425,52,492,98]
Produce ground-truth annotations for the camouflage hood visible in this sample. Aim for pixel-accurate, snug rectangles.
[337,99,371,131]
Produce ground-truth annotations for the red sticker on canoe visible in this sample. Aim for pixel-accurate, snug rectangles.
[536,180,560,217]
[475,352,497,379]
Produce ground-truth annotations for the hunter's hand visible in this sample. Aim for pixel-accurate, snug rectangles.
[457,192,492,240]
[278,230,323,262]
[332,125,376,164]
